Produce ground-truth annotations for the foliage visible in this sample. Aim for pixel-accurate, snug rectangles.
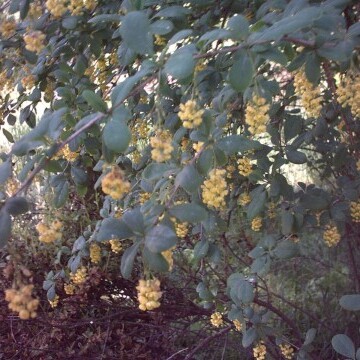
[0,0,360,358]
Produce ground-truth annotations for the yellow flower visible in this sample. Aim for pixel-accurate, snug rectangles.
[253,341,266,360]
[49,295,59,308]
[36,220,62,243]
[0,18,16,38]
[161,248,174,271]
[136,278,162,311]
[70,266,87,285]
[101,167,131,200]
[109,239,122,253]
[238,192,251,206]
[24,31,46,54]
[323,224,341,247]
[90,243,101,264]
[233,319,242,331]
[337,71,360,118]
[46,0,67,17]
[68,0,84,15]
[64,283,75,295]
[350,201,360,223]
[238,157,253,176]
[245,95,270,135]
[251,216,262,232]
[201,169,228,210]
[150,130,173,162]
[210,312,223,327]
[279,343,294,359]
[154,35,166,46]
[294,69,323,118]
[178,100,204,129]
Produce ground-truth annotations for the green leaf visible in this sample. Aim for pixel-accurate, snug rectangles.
[143,163,176,181]
[242,327,257,348]
[145,224,177,253]
[156,6,190,18]
[0,160,12,185]
[305,53,321,84]
[122,208,144,235]
[304,328,317,346]
[88,14,121,24]
[168,203,208,223]
[175,165,202,194]
[164,45,196,80]
[168,29,193,46]
[286,149,307,164]
[228,15,249,40]
[229,53,253,92]
[121,242,141,279]
[193,238,209,260]
[120,11,153,55]
[4,197,29,216]
[150,20,173,35]
[143,247,169,272]
[103,120,131,153]
[0,210,11,248]
[284,116,303,142]
[53,180,69,208]
[62,16,78,29]
[216,135,262,155]
[332,334,355,359]
[339,294,360,311]
[197,148,213,175]
[82,90,107,113]
[97,218,133,241]
[247,188,266,219]
[2,129,14,143]
[273,241,298,259]
[281,211,294,235]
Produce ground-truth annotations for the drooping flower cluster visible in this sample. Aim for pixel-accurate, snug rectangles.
[5,284,39,320]
[49,295,59,308]
[101,167,131,200]
[24,31,46,53]
[251,216,262,232]
[210,312,223,327]
[45,0,67,17]
[202,169,228,210]
[53,144,79,162]
[279,343,294,359]
[238,157,253,177]
[70,266,87,285]
[294,69,323,118]
[170,218,188,238]
[267,202,277,219]
[238,192,251,206]
[68,0,84,15]
[245,95,270,135]
[154,35,166,46]
[253,342,267,360]
[150,130,173,162]
[0,18,16,38]
[162,248,174,271]
[64,283,76,295]
[21,74,36,90]
[109,239,122,253]
[136,278,162,311]
[337,72,360,118]
[36,220,62,243]
[28,0,43,19]
[323,224,341,247]
[233,319,242,331]
[90,243,101,264]
[193,141,204,154]
[139,191,151,204]
[350,200,360,222]
[178,100,204,129]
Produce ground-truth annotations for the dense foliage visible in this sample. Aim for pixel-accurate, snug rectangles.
[0,0,360,358]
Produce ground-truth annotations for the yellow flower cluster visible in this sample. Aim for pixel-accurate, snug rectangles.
[0,18,16,38]
[68,0,84,15]
[90,243,101,264]
[178,100,204,129]
[350,201,360,222]
[337,72,360,118]
[150,130,173,162]
[64,283,75,295]
[5,284,39,320]
[135,120,149,138]
[36,220,62,243]
[28,1,43,19]
[49,294,59,308]
[139,192,151,204]
[233,319,242,331]
[251,216,262,232]
[238,192,251,206]
[154,35,166,46]
[162,248,174,271]
[24,31,46,54]
[46,0,67,17]
[245,95,269,135]
[294,69,323,118]
[136,278,162,311]
[279,344,294,359]
[267,202,277,219]
[5,177,19,196]
[170,217,188,238]
[253,342,267,360]
[195,60,206,72]
[238,157,253,177]
[202,169,228,210]
[70,266,87,285]
[193,141,204,154]
[323,225,341,247]
[226,164,236,179]
[210,312,224,327]
[21,74,36,90]
[109,239,122,253]
[84,0,97,11]
[44,81,55,102]
[101,167,131,200]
